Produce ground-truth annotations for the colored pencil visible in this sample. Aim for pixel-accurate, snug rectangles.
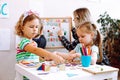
[83,46,87,56]
[80,47,83,55]
[82,46,85,55]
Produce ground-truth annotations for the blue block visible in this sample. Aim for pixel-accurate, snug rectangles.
[37,65,42,70]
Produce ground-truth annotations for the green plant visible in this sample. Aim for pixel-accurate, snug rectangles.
[97,12,120,68]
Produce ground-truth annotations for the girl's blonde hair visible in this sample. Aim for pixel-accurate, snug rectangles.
[77,21,103,63]
[15,11,42,37]
[73,8,92,27]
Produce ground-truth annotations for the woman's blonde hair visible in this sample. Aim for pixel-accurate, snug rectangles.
[73,8,92,27]
[15,11,42,37]
[77,21,103,62]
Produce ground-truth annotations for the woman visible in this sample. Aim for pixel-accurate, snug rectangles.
[58,7,92,51]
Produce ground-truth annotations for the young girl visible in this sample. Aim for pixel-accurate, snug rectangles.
[57,21,103,65]
[33,25,47,49]
[15,10,65,64]
[75,21,102,64]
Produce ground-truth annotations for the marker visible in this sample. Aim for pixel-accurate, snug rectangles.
[80,47,83,55]
[83,46,87,56]
[87,47,91,55]
[82,47,85,55]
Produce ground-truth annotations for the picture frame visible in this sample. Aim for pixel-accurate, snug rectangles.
[41,17,72,49]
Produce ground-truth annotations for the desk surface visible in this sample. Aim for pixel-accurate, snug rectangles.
[15,63,119,80]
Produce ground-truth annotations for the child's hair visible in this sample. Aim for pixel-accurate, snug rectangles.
[15,10,42,37]
[73,7,92,27]
[77,21,103,62]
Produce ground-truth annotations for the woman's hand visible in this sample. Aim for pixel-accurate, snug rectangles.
[57,29,64,37]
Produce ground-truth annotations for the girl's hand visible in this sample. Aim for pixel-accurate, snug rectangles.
[51,53,65,64]
[67,53,80,61]
[44,57,52,61]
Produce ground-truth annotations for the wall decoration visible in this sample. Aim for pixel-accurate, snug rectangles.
[41,17,72,49]
[0,1,9,18]
[0,29,10,50]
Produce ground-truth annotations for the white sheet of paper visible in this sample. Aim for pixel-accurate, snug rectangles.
[0,29,10,50]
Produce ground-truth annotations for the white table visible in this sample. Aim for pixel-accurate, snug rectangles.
[15,64,119,80]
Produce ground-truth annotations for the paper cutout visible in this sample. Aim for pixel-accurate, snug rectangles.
[66,73,78,77]
[0,29,10,50]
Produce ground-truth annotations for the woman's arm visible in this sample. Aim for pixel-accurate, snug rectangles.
[58,36,79,51]
[58,27,79,51]
[71,27,78,40]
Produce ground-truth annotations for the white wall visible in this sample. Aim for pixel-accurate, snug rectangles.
[29,0,120,26]
[0,0,29,80]
[0,0,120,80]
